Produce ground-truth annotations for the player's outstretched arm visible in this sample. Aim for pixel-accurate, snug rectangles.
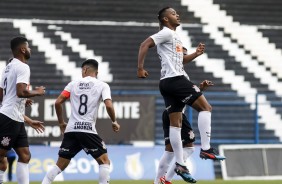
[55,94,68,134]
[137,37,155,78]
[183,43,205,64]
[16,83,45,98]
[24,115,45,134]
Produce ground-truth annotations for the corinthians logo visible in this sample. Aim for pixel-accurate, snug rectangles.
[1,137,11,146]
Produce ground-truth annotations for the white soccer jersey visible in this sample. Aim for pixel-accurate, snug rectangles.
[150,26,190,80]
[0,58,29,122]
[63,76,112,134]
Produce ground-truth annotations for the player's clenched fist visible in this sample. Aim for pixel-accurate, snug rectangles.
[137,68,149,78]
[112,121,120,132]
[35,86,46,96]
[196,43,205,56]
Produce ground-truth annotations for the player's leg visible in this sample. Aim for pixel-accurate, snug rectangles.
[159,77,195,182]
[154,144,174,184]
[0,149,8,184]
[165,114,196,183]
[164,145,195,183]
[192,95,225,160]
[42,157,70,184]
[42,132,80,184]
[14,146,30,184]
[0,114,17,184]
[13,122,32,184]
[95,153,111,184]
[168,112,185,166]
[81,133,110,184]
[154,112,174,184]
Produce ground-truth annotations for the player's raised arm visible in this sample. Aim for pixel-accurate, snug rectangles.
[183,43,205,64]
[137,37,155,78]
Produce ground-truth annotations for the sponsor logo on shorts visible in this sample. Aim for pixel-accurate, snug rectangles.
[165,105,171,111]
[84,148,98,153]
[182,94,192,103]
[60,148,70,152]
[1,137,11,146]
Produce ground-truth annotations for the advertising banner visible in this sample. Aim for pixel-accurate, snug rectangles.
[25,95,155,144]
[5,145,214,182]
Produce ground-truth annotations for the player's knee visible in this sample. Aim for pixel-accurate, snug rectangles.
[18,152,31,163]
[199,104,212,112]
[96,154,110,165]
[0,158,8,171]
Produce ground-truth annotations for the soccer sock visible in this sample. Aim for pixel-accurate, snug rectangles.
[169,126,185,165]
[166,147,195,181]
[0,170,4,183]
[16,162,29,184]
[99,164,110,184]
[154,151,174,184]
[41,165,62,184]
[198,111,211,150]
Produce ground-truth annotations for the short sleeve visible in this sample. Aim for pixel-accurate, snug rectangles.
[16,64,30,84]
[150,28,172,45]
[101,83,112,101]
[64,81,74,92]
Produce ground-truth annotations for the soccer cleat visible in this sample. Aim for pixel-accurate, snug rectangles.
[159,176,172,184]
[174,162,197,183]
[200,147,226,160]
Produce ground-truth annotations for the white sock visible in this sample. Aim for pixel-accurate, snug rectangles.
[198,111,211,150]
[183,147,195,161]
[169,126,185,165]
[99,164,110,184]
[154,151,174,184]
[16,162,29,184]
[0,170,4,183]
[42,165,62,184]
[166,147,195,181]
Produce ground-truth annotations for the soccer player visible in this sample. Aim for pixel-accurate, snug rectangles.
[155,80,214,184]
[41,59,120,184]
[0,36,46,184]
[137,6,225,182]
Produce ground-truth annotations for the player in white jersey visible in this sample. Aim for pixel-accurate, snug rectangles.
[42,59,120,184]
[0,37,46,184]
[137,7,225,183]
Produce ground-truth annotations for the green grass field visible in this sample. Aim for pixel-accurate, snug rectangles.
[15,180,281,184]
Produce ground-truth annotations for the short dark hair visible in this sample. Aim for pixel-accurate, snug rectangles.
[157,7,170,23]
[10,36,28,51]
[81,59,99,70]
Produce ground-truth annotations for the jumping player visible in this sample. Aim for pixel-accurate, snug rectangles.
[137,6,225,183]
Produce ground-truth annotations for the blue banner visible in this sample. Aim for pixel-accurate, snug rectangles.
[6,145,214,181]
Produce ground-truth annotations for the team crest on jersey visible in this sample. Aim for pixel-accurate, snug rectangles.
[193,85,201,92]
[1,137,11,146]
